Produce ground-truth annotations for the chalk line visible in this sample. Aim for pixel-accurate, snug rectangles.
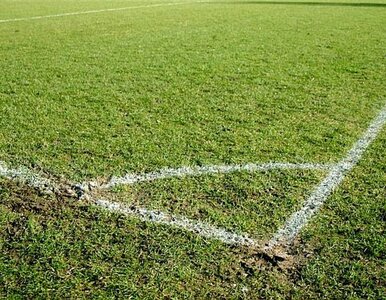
[0,159,260,246]
[2,102,385,249]
[95,199,259,246]
[0,160,329,248]
[268,105,386,248]
[0,1,204,23]
[0,160,260,246]
[103,162,331,188]
[0,160,58,194]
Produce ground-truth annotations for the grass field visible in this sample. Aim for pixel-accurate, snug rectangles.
[0,0,385,298]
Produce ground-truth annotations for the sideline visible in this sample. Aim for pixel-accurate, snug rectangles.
[0,1,204,23]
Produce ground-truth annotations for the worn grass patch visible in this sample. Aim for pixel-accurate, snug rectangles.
[0,179,294,299]
[0,129,384,298]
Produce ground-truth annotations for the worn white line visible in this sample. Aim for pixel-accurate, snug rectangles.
[95,198,259,246]
[104,162,332,188]
[268,105,386,248]
[0,159,329,247]
[0,160,259,246]
[4,101,384,249]
[0,161,58,194]
[0,1,204,23]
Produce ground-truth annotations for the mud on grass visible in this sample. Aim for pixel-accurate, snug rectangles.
[0,178,311,298]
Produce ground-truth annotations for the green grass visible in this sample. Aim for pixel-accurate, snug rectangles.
[0,0,168,19]
[0,131,385,298]
[0,0,386,298]
[114,169,324,239]
[1,0,385,181]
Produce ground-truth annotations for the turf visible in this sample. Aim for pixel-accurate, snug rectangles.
[0,0,386,298]
[0,130,385,299]
[114,169,325,239]
[1,0,385,181]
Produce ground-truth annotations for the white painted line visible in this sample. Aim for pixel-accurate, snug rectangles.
[104,162,332,188]
[3,102,384,249]
[95,198,259,247]
[0,161,58,194]
[268,105,386,248]
[0,160,259,246]
[0,1,204,23]
[0,159,328,247]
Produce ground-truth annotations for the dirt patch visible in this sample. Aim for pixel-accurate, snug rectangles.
[0,177,315,277]
[226,236,316,284]
[0,179,78,216]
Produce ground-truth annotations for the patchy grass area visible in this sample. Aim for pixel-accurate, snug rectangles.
[0,0,385,298]
[0,131,385,298]
[0,179,289,299]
